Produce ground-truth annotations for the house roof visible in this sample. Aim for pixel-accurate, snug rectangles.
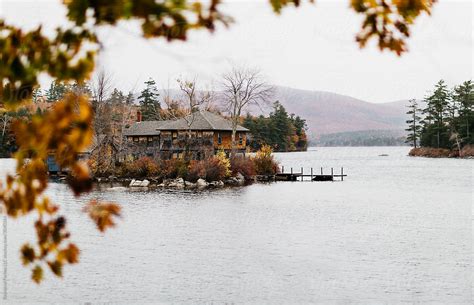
[123,121,163,136]
[123,111,249,136]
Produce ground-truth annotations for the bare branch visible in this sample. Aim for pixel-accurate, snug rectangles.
[221,66,273,154]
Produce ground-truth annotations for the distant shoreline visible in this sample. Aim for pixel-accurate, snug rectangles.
[408,146,474,159]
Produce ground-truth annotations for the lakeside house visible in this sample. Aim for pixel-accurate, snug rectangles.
[123,110,249,160]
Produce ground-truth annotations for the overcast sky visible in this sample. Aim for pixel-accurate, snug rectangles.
[1,0,472,103]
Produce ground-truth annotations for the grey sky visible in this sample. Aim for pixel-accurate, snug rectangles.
[1,0,472,103]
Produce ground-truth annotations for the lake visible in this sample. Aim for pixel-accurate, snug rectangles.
[1,147,472,304]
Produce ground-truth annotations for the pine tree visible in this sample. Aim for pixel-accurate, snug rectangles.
[269,101,292,151]
[32,87,43,103]
[452,80,474,144]
[422,80,450,148]
[138,78,161,121]
[108,88,126,104]
[45,81,68,103]
[405,99,422,148]
[242,103,308,152]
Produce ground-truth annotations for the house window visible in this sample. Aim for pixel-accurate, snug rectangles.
[197,131,202,138]
[239,133,243,145]
[172,132,178,139]
[172,153,178,159]
[147,137,154,147]
[217,133,222,145]
[133,137,139,143]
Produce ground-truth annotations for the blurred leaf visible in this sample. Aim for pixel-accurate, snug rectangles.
[32,265,43,284]
[84,200,121,232]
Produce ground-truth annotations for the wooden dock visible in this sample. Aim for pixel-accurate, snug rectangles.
[273,167,347,182]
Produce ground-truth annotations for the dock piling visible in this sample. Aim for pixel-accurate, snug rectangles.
[274,166,347,182]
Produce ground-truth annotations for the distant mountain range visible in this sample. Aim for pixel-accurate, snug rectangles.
[158,86,413,145]
[236,86,418,146]
[264,87,410,137]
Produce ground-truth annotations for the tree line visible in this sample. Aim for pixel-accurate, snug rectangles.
[405,80,473,153]
[242,101,308,152]
[1,67,308,158]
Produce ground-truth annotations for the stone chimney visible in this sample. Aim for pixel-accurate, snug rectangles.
[137,110,142,122]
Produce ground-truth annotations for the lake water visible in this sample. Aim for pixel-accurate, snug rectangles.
[1,147,472,304]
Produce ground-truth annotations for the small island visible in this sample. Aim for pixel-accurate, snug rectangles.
[405,80,473,158]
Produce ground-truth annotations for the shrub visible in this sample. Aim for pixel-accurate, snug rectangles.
[460,145,474,157]
[230,156,255,180]
[187,160,206,182]
[161,158,189,179]
[253,145,279,175]
[186,154,229,182]
[204,157,228,181]
[124,157,160,177]
[215,150,231,178]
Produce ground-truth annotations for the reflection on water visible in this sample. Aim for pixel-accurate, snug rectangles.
[1,147,472,304]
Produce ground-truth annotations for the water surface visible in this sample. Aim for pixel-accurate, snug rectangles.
[1,147,472,304]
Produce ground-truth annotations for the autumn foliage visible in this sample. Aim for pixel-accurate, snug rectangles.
[230,156,256,180]
[0,0,436,285]
[0,94,121,283]
[253,145,280,175]
[123,157,160,178]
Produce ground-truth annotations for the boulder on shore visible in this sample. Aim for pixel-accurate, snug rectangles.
[185,181,197,189]
[166,178,185,188]
[225,173,245,186]
[196,178,208,189]
[129,179,150,187]
[209,180,224,188]
[235,173,245,185]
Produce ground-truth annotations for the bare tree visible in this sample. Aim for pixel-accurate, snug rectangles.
[90,70,113,105]
[89,70,114,137]
[88,70,116,174]
[221,67,273,154]
[0,111,11,140]
[173,78,214,160]
[176,78,213,137]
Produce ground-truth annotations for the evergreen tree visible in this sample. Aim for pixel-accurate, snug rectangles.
[108,88,126,104]
[32,87,43,103]
[70,82,92,96]
[242,102,308,152]
[269,101,293,151]
[289,114,308,150]
[422,80,450,148]
[452,80,474,143]
[126,91,135,105]
[138,78,161,121]
[45,81,68,103]
[405,99,422,148]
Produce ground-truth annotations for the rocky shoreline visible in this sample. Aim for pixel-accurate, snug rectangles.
[93,172,251,190]
[408,145,474,158]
